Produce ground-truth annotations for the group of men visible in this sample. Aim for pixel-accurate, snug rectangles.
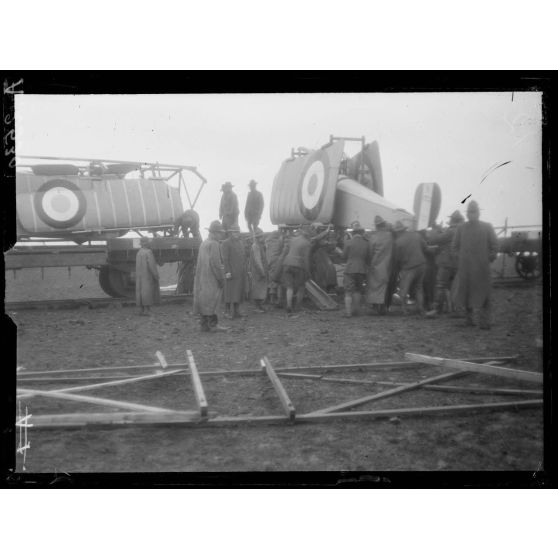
[341,199,498,329]
[137,189,499,332]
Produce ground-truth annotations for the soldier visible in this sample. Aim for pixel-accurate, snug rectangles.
[265,229,286,307]
[244,179,264,233]
[135,237,160,316]
[219,181,239,229]
[393,220,429,315]
[248,230,268,312]
[342,221,369,317]
[221,224,246,319]
[193,220,227,332]
[173,208,201,240]
[425,210,465,317]
[281,223,331,314]
[366,215,394,315]
[310,224,338,293]
[452,200,498,329]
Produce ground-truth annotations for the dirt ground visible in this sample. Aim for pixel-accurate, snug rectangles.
[8,262,544,473]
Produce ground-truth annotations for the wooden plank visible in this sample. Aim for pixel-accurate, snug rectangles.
[405,353,542,385]
[17,369,185,398]
[28,399,542,429]
[308,369,468,415]
[261,357,296,421]
[18,362,188,377]
[186,350,208,418]
[17,356,517,379]
[29,410,202,428]
[155,351,168,370]
[17,388,179,414]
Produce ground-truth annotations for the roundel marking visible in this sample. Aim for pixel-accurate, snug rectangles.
[298,152,329,221]
[34,179,87,229]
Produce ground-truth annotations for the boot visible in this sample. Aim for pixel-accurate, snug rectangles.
[344,295,352,318]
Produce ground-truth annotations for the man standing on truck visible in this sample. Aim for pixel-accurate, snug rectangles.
[452,200,498,329]
[135,237,160,316]
[219,181,240,229]
[244,179,264,233]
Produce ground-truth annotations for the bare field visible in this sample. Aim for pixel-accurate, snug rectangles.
[9,263,544,473]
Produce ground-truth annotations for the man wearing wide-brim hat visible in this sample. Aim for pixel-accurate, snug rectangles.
[425,209,465,318]
[393,220,429,315]
[244,179,264,234]
[193,220,228,332]
[365,214,394,315]
[452,200,498,329]
[219,181,240,230]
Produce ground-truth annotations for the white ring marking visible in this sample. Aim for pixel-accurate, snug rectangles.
[301,160,325,210]
[41,187,80,222]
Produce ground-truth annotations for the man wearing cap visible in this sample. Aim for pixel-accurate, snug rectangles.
[365,215,394,315]
[452,200,498,329]
[248,230,268,312]
[193,220,228,332]
[393,220,429,315]
[266,229,286,307]
[173,208,201,240]
[244,179,264,233]
[221,224,246,319]
[219,182,240,229]
[135,237,160,316]
[426,210,465,317]
[342,221,369,317]
[281,223,331,313]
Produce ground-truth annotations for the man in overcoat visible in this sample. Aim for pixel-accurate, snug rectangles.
[244,179,264,233]
[193,220,227,332]
[219,182,240,229]
[221,224,246,319]
[365,215,394,315]
[452,200,498,329]
[248,230,268,312]
[135,237,160,316]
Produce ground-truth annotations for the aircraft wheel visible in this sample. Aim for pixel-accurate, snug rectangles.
[99,265,135,298]
[515,252,540,280]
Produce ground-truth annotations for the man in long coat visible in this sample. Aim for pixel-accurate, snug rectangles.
[193,220,227,332]
[452,200,498,329]
[221,224,246,319]
[248,231,268,312]
[244,179,264,233]
[219,182,239,230]
[366,215,394,315]
[135,237,160,316]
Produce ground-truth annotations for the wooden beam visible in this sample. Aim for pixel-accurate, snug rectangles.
[18,362,188,377]
[155,351,168,370]
[186,351,208,418]
[405,353,543,385]
[17,369,185,398]
[308,370,468,415]
[27,399,542,429]
[17,388,179,414]
[29,410,203,428]
[261,357,296,421]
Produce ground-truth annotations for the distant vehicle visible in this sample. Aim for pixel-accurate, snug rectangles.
[9,156,207,297]
[270,135,441,230]
[497,229,542,280]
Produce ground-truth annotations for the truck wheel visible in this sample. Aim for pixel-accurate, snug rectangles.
[515,253,540,280]
[99,265,135,298]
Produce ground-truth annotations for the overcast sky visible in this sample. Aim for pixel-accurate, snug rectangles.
[15,92,542,233]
